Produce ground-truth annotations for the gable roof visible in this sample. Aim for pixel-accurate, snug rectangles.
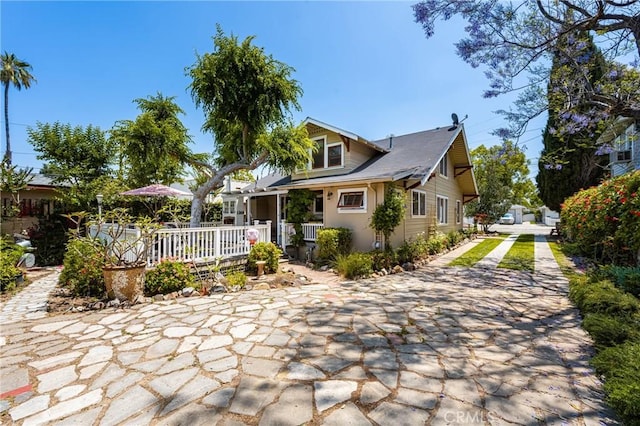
[304,117,388,154]
[231,121,478,196]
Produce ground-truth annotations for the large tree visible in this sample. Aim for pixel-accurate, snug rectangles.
[466,141,533,231]
[537,31,608,211]
[27,122,117,209]
[412,1,640,141]
[110,93,193,187]
[186,26,314,226]
[1,52,36,164]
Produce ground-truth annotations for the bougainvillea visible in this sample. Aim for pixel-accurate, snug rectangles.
[561,170,640,265]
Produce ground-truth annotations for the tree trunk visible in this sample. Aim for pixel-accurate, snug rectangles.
[3,83,11,164]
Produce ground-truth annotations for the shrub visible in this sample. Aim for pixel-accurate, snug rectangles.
[335,252,373,279]
[582,313,640,350]
[569,277,640,317]
[369,249,398,271]
[397,240,420,264]
[591,342,640,425]
[145,259,195,296]
[60,237,105,297]
[561,170,640,265]
[226,271,247,288]
[591,265,640,297]
[0,239,24,292]
[28,215,69,266]
[445,231,464,249]
[427,233,448,255]
[316,227,352,264]
[247,242,281,274]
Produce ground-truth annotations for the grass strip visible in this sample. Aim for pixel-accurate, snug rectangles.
[448,235,506,267]
[497,234,535,272]
[547,238,580,279]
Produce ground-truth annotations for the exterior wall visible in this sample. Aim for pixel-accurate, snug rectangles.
[291,128,378,181]
[322,182,384,252]
[1,188,58,235]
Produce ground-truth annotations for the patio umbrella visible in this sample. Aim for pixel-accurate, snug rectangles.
[120,184,191,197]
[120,184,193,220]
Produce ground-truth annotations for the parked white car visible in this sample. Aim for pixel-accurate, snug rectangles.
[499,213,515,225]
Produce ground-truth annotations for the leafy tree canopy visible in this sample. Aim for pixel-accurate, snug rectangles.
[537,30,608,211]
[413,1,640,141]
[110,93,193,187]
[186,25,314,226]
[466,142,535,229]
[27,122,117,210]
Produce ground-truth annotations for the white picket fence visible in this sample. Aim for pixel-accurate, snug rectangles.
[91,222,271,266]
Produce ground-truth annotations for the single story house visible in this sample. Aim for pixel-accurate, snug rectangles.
[1,174,64,235]
[223,117,479,252]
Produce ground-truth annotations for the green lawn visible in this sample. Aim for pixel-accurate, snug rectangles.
[547,238,580,279]
[448,235,506,267]
[497,234,535,271]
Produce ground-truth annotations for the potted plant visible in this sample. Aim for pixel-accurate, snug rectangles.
[91,208,161,301]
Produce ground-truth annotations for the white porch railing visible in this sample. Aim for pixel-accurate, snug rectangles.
[279,221,323,246]
[165,221,221,229]
[91,222,271,266]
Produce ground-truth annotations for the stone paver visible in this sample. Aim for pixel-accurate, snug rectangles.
[0,238,619,424]
[0,269,60,324]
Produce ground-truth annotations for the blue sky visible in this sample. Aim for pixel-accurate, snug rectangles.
[1,1,545,179]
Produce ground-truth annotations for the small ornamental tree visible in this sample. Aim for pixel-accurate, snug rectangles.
[371,186,405,251]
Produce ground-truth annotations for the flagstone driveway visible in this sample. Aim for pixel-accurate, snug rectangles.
[0,237,617,425]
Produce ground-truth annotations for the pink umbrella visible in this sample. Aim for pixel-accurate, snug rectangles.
[120,184,191,197]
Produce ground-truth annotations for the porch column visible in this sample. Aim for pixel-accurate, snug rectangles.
[276,193,281,245]
[246,195,252,225]
[266,220,272,243]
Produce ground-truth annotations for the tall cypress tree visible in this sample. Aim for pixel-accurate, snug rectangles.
[537,31,608,212]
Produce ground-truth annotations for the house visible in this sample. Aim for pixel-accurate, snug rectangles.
[0,174,63,235]
[599,118,639,177]
[224,117,479,252]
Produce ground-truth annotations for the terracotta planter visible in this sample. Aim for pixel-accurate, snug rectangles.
[103,265,146,301]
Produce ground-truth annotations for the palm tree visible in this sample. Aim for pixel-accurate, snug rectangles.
[1,52,36,164]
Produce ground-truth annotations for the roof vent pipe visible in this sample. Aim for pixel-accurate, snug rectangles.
[388,134,394,149]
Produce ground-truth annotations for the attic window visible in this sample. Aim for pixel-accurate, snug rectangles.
[309,136,344,170]
[337,188,366,213]
[439,155,448,177]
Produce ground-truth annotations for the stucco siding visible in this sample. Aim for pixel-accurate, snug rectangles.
[322,183,383,252]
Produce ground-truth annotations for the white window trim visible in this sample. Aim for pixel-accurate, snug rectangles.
[456,200,462,224]
[308,135,345,171]
[411,189,427,218]
[337,187,367,214]
[222,200,237,215]
[326,142,344,168]
[437,195,448,224]
[439,154,449,178]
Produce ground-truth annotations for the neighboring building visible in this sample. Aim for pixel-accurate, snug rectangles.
[599,118,639,177]
[0,174,64,235]
[507,205,526,224]
[223,117,479,252]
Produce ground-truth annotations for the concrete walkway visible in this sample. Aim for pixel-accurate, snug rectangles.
[0,241,616,425]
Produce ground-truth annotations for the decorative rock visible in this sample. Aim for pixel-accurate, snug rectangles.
[253,283,270,291]
[402,262,415,271]
[153,294,164,301]
[181,287,195,297]
[392,265,404,274]
[319,265,329,271]
[380,268,388,276]
[212,285,226,293]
